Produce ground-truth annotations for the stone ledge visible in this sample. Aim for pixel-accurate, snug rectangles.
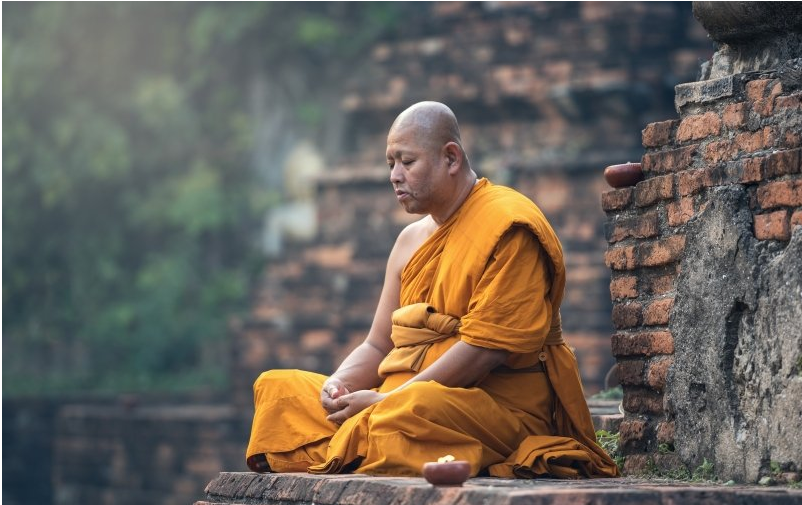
[196,472,802,505]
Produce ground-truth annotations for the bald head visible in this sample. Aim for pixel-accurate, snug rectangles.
[389,101,465,158]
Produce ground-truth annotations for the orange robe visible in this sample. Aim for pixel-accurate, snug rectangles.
[246,178,619,478]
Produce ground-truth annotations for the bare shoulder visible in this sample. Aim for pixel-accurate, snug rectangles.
[389,216,438,275]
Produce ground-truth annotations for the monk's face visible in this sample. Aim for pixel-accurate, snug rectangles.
[386,125,450,216]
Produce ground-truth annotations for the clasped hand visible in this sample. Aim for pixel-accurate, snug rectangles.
[320,378,386,425]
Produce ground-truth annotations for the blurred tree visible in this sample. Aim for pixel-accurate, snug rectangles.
[3,2,402,396]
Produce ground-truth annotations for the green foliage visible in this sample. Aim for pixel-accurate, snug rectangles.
[595,430,625,469]
[3,2,402,397]
[589,385,623,400]
[692,458,716,481]
[658,442,675,455]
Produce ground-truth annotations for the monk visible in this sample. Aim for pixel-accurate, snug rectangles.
[245,101,619,479]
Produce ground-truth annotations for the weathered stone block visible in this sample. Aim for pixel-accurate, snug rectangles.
[668,186,802,482]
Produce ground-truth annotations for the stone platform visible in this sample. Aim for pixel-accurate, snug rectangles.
[196,472,802,505]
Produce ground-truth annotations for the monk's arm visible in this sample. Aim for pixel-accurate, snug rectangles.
[321,225,412,415]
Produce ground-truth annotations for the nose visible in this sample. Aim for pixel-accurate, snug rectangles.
[390,161,403,184]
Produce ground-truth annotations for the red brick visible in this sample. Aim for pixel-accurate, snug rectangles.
[643,297,674,326]
[784,130,802,149]
[740,157,765,183]
[762,126,778,149]
[754,210,790,241]
[676,112,721,142]
[645,273,677,296]
[765,149,801,178]
[776,92,802,110]
[656,421,675,444]
[610,275,638,300]
[601,187,633,212]
[623,388,665,415]
[704,139,735,164]
[639,235,686,267]
[605,245,637,270]
[617,359,645,385]
[612,331,674,357]
[753,81,783,116]
[618,419,647,444]
[734,130,765,154]
[667,197,694,226]
[641,145,697,174]
[758,180,802,209]
[612,302,643,329]
[634,175,674,207]
[746,79,771,101]
[677,169,705,196]
[605,211,659,243]
[642,120,678,148]
[722,102,747,129]
[646,357,672,391]
[792,210,802,229]
[622,454,651,475]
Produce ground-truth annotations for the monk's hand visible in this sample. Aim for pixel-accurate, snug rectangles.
[320,377,350,415]
[325,390,387,425]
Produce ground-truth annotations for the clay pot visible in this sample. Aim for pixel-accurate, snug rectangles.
[604,162,643,188]
[422,460,471,486]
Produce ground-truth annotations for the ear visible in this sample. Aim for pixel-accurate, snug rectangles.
[443,142,462,175]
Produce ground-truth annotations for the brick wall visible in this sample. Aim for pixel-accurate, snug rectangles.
[236,2,714,404]
[603,68,802,475]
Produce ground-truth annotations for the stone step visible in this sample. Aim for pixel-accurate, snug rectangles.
[196,472,802,505]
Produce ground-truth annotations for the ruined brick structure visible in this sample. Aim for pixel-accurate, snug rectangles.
[233,2,713,420]
[606,2,802,482]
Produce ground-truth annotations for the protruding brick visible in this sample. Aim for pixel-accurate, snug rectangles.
[601,187,633,212]
[758,180,802,209]
[734,130,765,154]
[704,139,735,164]
[605,245,637,271]
[754,210,790,241]
[619,419,647,445]
[667,197,694,226]
[610,275,638,300]
[641,145,696,174]
[643,298,674,326]
[647,357,672,391]
[740,157,765,183]
[612,331,674,357]
[605,211,659,243]
[612,302,643,329]
[623,388,665,415]
[639,235,686,267]
[617,359,645,385]
[656,421,675,444]
[634,175,674,207]
[776,92,802,110]
[753,81,782,116]
[722,102,747,129]
[642,120,677,148]
[765,149,801,178]
[676,112,721,142]
[746,79,771,101]
[677,169,705,196]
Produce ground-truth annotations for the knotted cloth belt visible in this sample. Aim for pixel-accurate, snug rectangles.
[377,303,565,378]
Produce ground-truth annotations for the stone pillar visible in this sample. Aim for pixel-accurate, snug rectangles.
[603,1,802,482]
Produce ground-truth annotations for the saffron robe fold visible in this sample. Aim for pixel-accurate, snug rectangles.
[246,178,619,478]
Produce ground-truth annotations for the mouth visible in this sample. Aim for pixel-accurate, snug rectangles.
[395,189,410,201]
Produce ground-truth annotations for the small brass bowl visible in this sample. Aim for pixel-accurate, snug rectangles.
[422,460,471,486]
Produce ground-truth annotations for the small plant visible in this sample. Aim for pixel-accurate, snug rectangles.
[590,385,624,400]
[692,458,716,481]
[658,442,675,455]
[595,429,625,469]
[770,460,782,476]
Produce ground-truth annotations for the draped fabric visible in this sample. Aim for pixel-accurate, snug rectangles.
[246,178,619,478]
